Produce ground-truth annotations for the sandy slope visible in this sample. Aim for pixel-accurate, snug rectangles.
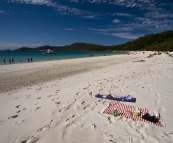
[0,52,173,143]
[0,54,140,93]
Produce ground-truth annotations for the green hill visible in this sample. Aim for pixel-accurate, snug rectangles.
[16,30,173,51]
[110,30,173,51]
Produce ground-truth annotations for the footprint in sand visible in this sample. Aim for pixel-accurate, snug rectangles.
[141,123,149,129]
[59,107,66,113]
[52,98,59,101]
[109,139,116,143]
[83,104,91,110]
[30,107,41,113]
[66,115,75,122]
[52,110,59,117]
[15,119,27,125]
[37,97,41,99]
[103,101,107,104]
[54,102,61,106]
[37,120,55,132]
[119,116,127,122]
[107,134,117,143]
[108,117,116,124]
[36,87,41,90]
[15,105,21,109]
[128,122,158,143]
[26,95,31,99]
[129,121,136,128]
[19,136,39,143]
[91,124,96,129]
[161,132,173,140]
[146,83,151,87]
[48,95,53,97]
[95,102,98,105]
[148,88,153,91]
[0,120,5,125]
[74,104,84,114]
[136,127,159,143]
[155,93,161,97]
[76,92,80,95]
[155,99,160,105]
[129,137,139,143]
[159,106,166,112]
[17,110,21,113]
[89,92,92,96]
[8,115,18,119]
[83,87,88,90]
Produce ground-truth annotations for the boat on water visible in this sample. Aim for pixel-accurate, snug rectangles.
[45,49,57,54]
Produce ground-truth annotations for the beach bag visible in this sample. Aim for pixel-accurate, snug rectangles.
[142,113,159,123]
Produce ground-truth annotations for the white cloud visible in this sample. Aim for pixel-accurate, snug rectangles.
[83,14,102,19]
[83,0,172,13]
[111,32,143,39]
[11,0,101,19]
[115,13,131,17]
[64,28,81,32]
[87,0,102,3]
[0,10,6,14]
[15,0,54,6]
[88,27,143,39]
[70,0,78,2]
[112,19,120,23]
[9,0,173,22]
[6,0,173,40]
[88,26,142,39]
[145,11,171,19]
[88,28,108,32]
[134,17,173,31]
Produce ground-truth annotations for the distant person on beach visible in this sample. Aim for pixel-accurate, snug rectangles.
[12,58,14,64]
[31,58,33,62]
[3,59,6,65]
[9,59,11,64]
[28,58,30,63]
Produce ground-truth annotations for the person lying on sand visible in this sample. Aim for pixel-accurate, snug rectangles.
[133,60,145,62]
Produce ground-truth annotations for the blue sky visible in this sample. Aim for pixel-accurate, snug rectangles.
[0,0,173,50]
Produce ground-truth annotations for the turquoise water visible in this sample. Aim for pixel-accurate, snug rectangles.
[0,50,126,65]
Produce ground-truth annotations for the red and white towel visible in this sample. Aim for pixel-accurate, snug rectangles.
[101,102,166,127]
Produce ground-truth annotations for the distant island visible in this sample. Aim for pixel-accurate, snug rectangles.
[16,30,173,52]
[5,49,11,51]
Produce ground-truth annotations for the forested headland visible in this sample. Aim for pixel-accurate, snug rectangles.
[16,30,173,51]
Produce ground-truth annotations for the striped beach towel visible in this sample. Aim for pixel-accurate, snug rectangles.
[101,102,166,127]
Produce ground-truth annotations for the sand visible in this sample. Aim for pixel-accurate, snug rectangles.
[0,52,173,143]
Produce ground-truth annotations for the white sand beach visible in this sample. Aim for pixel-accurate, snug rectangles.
[0,52,173,143]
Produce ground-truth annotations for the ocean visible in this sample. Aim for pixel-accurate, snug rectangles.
[0,50,127,65]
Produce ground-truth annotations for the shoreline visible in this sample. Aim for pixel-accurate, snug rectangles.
[0,50,125,65]
[0,54,142,93]
[0,51,173,143]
